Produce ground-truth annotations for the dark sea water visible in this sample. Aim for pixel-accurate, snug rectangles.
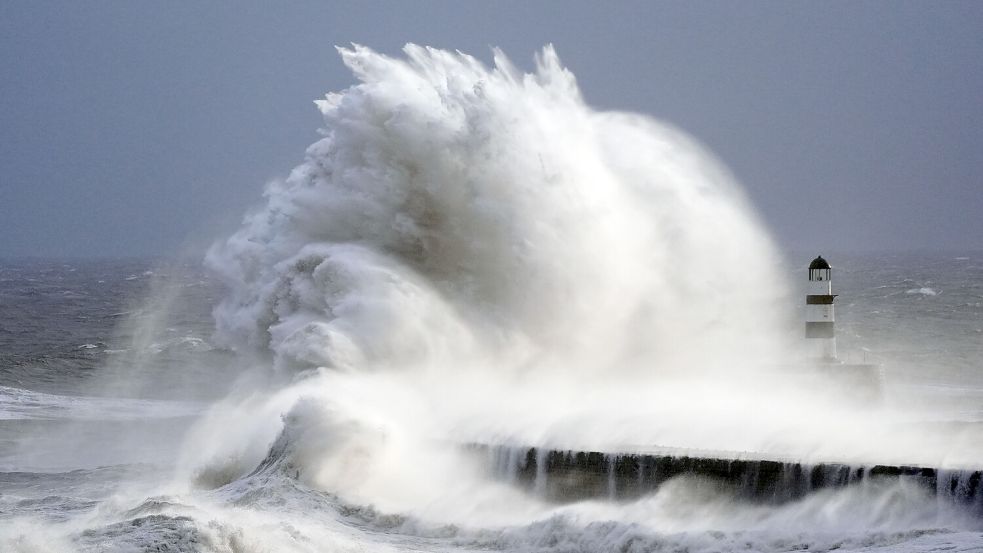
[0,259,236,471]
[1,253,982,552]
[0,259,227,397]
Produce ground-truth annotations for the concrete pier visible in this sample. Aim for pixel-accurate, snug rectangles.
[477,444,983,508]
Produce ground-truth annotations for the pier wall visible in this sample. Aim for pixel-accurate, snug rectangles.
[477,444,983,509]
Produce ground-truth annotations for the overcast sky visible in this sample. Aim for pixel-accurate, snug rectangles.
[1,1,981,258]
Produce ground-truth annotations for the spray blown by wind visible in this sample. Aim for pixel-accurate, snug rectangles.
[207,44,789,381]
[186,46,832,513]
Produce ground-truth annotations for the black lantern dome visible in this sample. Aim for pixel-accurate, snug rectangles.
[809,255,832,281]
[809,256,831,270]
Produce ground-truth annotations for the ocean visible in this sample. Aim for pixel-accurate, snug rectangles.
[1,253,981,552]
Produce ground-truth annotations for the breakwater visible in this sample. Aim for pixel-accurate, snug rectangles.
[477,444,983,508]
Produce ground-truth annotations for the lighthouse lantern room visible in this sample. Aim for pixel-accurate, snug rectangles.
[806,255,837,361]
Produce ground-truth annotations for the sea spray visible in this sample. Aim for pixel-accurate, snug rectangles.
[2,45,982,553]
[175,43,809,521]
[183,44,983,529]
[206,44,791,379]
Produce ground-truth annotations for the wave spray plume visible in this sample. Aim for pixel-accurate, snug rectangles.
[208,44,789,378]
[189,45,854,519]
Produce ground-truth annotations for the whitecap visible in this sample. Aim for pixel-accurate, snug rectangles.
[906,287,938,296]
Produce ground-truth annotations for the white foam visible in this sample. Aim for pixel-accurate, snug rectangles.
[907,287,939,296]
[206,44,791,379]
[189,45,983,515]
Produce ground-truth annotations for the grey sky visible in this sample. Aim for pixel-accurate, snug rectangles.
[1,1,981,257]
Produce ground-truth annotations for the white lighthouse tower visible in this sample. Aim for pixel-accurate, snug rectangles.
[806,255,837,361]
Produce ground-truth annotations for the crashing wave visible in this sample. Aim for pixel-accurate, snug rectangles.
[206,44,789,380]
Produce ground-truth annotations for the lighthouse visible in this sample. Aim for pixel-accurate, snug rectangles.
[806,255,837,361]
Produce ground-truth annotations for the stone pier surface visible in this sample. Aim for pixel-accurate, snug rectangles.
[474,444,983,509]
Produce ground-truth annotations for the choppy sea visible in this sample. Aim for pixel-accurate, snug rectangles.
[1,252,982,552]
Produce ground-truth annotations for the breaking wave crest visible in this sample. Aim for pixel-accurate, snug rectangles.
[156,45,983,551]
[187,42,810,515]
[206,43,790,379]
